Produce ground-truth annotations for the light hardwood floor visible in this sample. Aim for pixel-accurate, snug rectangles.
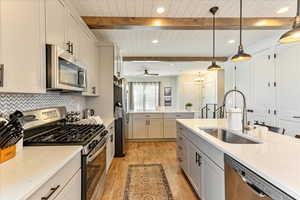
[100,141,199,200]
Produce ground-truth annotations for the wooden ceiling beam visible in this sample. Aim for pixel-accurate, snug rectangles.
[123,56,228,62]
[82,16,294,30]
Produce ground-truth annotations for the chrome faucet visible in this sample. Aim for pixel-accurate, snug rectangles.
[223,89,248,133]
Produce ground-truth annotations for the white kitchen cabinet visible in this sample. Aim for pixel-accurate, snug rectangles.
[28,152,81,200]
[188,143,202,197]
[132,118,163,139]
[0,0,46,93]
[202,154,225,200]
[54,170,81,200]
[132,119,148,139]
[148,119,164,138]
[66,12,81,59]
[45,0,66,49]
[164,119,177,138]
[106,122,115,172]
[177,124,225,200]
[252,49,277,125]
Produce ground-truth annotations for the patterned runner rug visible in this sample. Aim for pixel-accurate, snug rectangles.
[124,164,174,200]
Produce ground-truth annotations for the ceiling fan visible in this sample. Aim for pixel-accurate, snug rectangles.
[143,69,159,77]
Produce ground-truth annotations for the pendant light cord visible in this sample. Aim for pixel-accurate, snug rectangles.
[239,0,242,46]
[213,12,216,61]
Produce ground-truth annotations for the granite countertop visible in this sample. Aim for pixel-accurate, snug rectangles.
[176,119,300,199]
[0,146,82,200]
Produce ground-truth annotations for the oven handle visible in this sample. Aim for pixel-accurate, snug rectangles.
[87,143,106,163]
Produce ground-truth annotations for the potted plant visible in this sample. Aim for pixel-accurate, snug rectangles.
[185,103,193,111]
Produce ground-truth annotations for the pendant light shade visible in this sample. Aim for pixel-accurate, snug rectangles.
[207,7,222,71]
[231,0,252,62]
[279,0,300,44]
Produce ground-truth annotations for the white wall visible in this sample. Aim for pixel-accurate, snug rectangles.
[126,76,178,109]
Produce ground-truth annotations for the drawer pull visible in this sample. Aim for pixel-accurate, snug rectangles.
[41,185,60,200]
[293,116,300,119]
[178,158,183,162]
[176,115,181,117]
[178,137,183,141]
[145,115,150,117]
[178,146,183,150]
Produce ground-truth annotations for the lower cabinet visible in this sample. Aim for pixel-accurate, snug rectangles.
[28,152,81,200]
[164,119,177,138]
[55,170,81,200]
[132,118,163,139]
[188,143,202,197]
[177,124,225,200]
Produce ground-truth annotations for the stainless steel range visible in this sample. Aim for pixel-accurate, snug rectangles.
[23,107,107,200]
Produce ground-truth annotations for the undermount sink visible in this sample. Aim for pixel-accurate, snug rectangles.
[200,128,259,144]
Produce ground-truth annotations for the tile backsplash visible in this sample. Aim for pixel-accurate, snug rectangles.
[0,93,86,114]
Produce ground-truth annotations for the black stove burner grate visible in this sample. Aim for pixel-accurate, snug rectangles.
[24,124,105,144]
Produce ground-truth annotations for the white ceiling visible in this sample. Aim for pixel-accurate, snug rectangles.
[72,0,296,18]
[93,29,286,57]
[123,61,216,76]
[71,0,295,75]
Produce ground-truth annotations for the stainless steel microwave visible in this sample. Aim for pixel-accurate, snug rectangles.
[46,44,87,92]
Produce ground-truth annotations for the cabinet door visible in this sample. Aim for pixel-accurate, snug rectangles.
[188,143,202,197]
[148,119,163,138]
[164,119,176,138]
[132,119,148,139]
[251,49,277,125]
[0,0,46,93]
[181,135,189,175]
[54,170,81,200]
[45,0,66,49]
[202,155,225,200]
[276,43,300,129]
[66,12,80,59]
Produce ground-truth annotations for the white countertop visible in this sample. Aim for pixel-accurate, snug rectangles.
[128,109,197,114]
[177,119,300,199]
[0,146,82,200]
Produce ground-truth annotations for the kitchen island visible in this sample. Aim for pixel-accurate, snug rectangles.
[177,119,300,199]
[127,110,196,139]
[0,146,82,200]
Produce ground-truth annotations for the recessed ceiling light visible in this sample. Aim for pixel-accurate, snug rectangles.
[277,7,289,14]
[156,7,165,14]
[152,39,159,44]
[228,40,235,44]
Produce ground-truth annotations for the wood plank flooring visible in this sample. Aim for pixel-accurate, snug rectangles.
[100,142,199,200]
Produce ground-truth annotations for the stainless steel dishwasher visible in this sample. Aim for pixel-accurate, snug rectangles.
[224,155,295,200]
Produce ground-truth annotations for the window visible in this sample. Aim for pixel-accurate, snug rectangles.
[129,82,160,111]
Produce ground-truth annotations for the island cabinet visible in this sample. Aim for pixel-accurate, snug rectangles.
[132,114,164,139]
[176,123,225,200]
[128,112,194,139]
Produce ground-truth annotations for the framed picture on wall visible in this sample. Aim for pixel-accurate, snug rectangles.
[164,96,172,106]
[164,87,172,96]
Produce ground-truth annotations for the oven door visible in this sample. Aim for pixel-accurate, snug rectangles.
[83,141,107,200]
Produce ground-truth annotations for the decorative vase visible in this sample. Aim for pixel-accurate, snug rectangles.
[185,106,192,111]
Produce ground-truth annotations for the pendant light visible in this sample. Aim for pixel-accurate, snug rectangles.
[231,0,252,62]
[207,7,222,71]
[279,0,300,43]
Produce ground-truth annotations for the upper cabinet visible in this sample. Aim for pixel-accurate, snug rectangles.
[0,0,46,93]
[45,0,66,49]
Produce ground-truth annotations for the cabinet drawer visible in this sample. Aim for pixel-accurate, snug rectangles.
[28,152,81,200]
[184,129,224,169]
[164,113,194,119]
[132,113,163,119]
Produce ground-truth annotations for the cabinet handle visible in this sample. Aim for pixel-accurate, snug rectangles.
[293,116,300,119]
[66,41,71,53]
[145,115,150,117]
[195,152,199,164]
[178,158,183,162]
[178,146,183,150]
[70,42,74,55]
[41,185,60,200]
[176,115,181,117]
[92,86,96,94]
[0,64,3,87]
[178,137,183,141]
[268,109,271,114]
